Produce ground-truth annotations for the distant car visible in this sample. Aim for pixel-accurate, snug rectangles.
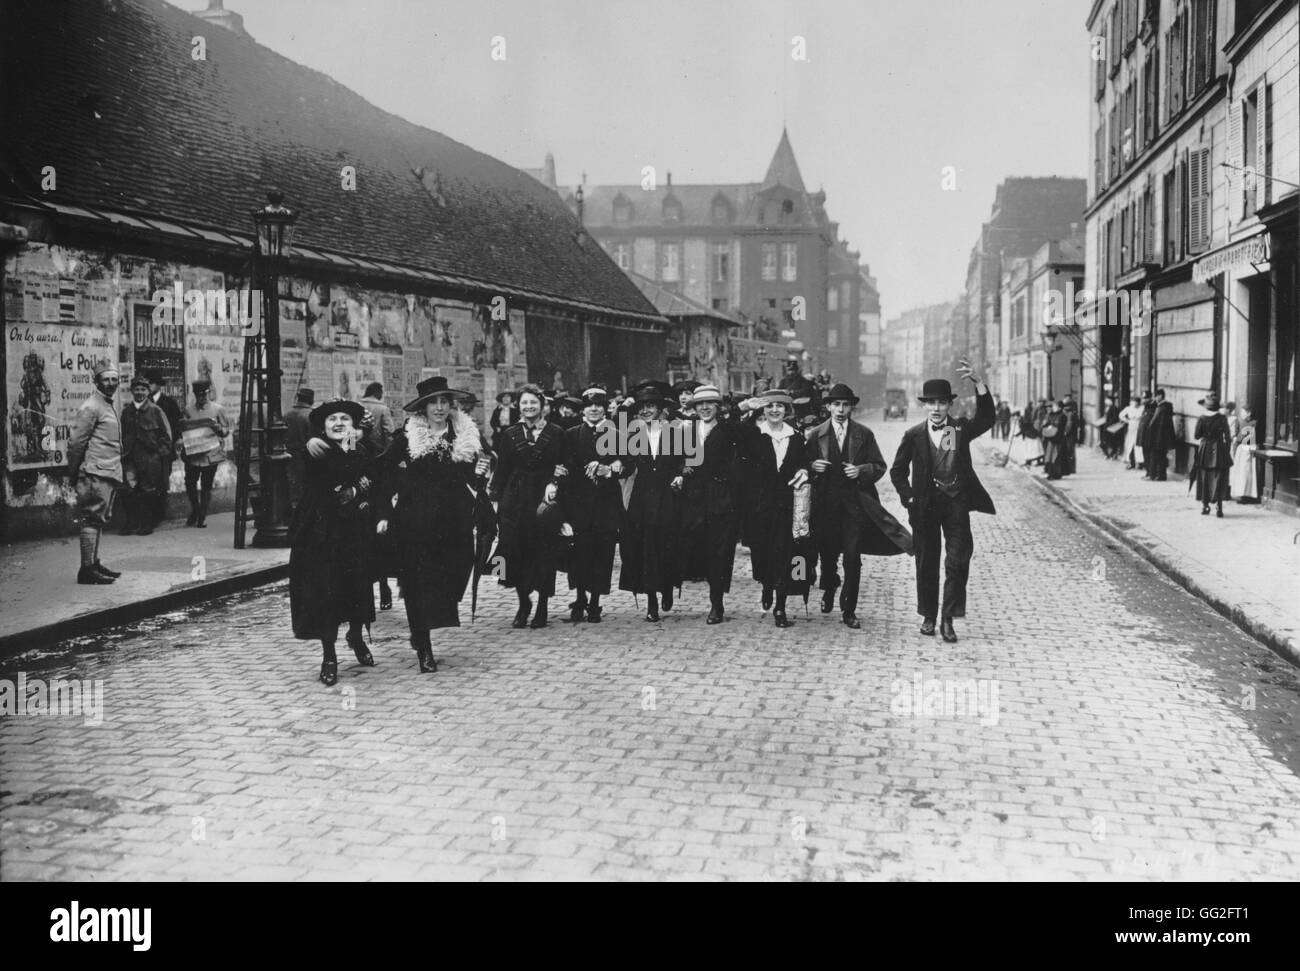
[883,388,908,421]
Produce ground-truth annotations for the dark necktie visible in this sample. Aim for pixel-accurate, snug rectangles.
[525,425,536,445]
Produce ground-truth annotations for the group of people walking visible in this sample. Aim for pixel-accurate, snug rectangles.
[286,361,1000,684]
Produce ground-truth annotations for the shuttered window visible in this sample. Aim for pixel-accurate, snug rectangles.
[1187,147,1210,254]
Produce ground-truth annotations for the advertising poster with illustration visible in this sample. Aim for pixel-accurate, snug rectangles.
[184,331,243,416]
[6,323,118,469]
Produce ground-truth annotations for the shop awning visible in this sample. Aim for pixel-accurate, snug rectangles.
[1192,230,1270,284]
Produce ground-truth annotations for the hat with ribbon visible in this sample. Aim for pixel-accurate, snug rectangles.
[823,383,860,405]
[918,379,958,403]
[756,389,795,409]
[404,375,471,412]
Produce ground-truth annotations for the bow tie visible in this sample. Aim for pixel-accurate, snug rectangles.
[930,420,950,431]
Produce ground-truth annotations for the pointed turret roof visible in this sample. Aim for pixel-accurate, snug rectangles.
[761,128,806,192]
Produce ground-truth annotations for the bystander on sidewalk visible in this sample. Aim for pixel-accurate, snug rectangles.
[980,437,1300,667]
[0,513,288,655]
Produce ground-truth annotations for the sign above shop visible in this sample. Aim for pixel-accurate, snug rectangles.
[1192,232,1270,285]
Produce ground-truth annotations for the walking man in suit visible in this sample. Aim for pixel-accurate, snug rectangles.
[808,383,912,628]
[889,361,996,643]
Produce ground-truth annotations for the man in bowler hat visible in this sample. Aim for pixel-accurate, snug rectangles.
[808,383,913,628]
[889,361,995,643]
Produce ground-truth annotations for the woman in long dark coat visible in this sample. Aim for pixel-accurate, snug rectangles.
[489,384,566,629]
[1038,400,1068,480]
[674,384,742,624]
[1193,391,1233,517]
[741,390,811,629]
[618,381,685,622]
[375,376,489,673]
[289,399,378,686]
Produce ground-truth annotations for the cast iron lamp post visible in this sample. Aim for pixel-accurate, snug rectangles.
[251,189,297,547]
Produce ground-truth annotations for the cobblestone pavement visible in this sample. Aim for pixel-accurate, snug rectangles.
[3,420,1299,881]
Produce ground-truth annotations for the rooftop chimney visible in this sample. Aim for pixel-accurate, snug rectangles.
[194,1,252,40]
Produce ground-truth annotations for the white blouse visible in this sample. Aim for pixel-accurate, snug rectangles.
[760,422,794,469]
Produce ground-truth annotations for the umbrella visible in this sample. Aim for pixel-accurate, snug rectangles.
[470,486,498,623]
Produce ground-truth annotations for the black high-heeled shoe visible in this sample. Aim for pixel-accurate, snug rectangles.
[412,637,437,673]
[661,588,673,612]
[347,630,374,667]
[379,592,393,611]
[529,599,549,629]
[761,586,773,611]
[645,594,660,622]
[773,608,792,629]
[512,597,532,629]
[319,660,338,686]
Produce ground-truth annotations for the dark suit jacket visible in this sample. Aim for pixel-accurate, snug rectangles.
[808,417,912,555]
[741,423,809,516]
[622,424,685,530]
[489,420,564,545]
[890,389,996,519]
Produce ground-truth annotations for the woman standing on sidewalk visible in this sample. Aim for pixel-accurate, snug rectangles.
[741,390,811,628]
[1230,407,1259,503]
[289,399,378,687]
[1119,395,1144,469]
[1039,400,1067,481]
[375,376,489,673]
[1193,392,1233,518]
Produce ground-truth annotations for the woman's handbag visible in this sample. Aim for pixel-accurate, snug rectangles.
[791,482,811,539]
[1041,424,1059,440]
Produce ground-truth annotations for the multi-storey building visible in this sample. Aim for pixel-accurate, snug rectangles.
[885,301,958,403]
[859,266,885,405]
[1087,0,1296,495]
[998,238,1086,410]
[562,130,871,386]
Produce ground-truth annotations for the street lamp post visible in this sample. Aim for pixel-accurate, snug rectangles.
[755,345,767,380]
[1041,330,1061,400]
[251,190,297,548]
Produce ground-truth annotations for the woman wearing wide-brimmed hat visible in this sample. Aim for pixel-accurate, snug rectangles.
[1192,391,1233,517]
[289,398,379,686]
[739,389,810,628]
[489,383,567,629]
[374,376,490,672]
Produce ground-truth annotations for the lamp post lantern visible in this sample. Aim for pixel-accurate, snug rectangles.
[250,190,297,548]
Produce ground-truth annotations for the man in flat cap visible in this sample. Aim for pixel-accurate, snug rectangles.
[67,361,125,583]
[889,361,995,643]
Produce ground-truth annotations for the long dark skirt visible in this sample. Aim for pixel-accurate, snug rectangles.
[678,517,739,592]
[567,527,617,595]
[399,524,474,631]
[619,525,677,595]
[747,508,812,596]
[1196,466,1232,503]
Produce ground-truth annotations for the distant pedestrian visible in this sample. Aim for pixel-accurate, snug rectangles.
[119,375,173,535]
[889,361,995,644]
[1135,394,1155,475]
[1230,407,1259,503]
[995,398,1012,440]
[285,388,315,510]
[67,361,125,584]
[1060,393,1080,475]
[178,380,229,527]
[289,399,378,686]
[489,390,518,447]
[359,382,396,453]
[1146,389,1176,481]
[1039,399,1067,480]
[145,370,181,522]
[1192,392,1233,517]
[1016,405,1043,467]
[1119,395,1144,469]
[1100,395,1122,459]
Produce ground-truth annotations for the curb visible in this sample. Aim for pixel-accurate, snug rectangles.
[0,562,289,659]
[982,441,1300,670]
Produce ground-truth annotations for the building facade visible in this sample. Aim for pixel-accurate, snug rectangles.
[563,130,874,387]
[1085,0,1297,498]
[858,266,885,404]
[999,238,1086,410]
[885,301,958,403]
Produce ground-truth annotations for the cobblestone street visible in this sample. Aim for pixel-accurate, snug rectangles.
[3,420,1299,881]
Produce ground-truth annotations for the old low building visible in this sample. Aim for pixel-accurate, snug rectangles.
[0,0,664,538]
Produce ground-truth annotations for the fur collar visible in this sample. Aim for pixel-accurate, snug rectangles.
[406,411,482,462]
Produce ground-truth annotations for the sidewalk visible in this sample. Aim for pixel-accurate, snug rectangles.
[979,435,1300,667]
[0,513,288,656]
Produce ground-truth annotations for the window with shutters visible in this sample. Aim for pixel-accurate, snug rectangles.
[1120,206,1132,271]
[1189,0,1216,98]
[1187,148,1210,254]
[1095,123,1107,192]
[1122,84,1137,167]
[1163,166,1180,264]
[1109,104,1120,180]
[1243,89,1258,213]
[1109,7,1122,76]
[1095,30,1107,99]
[1166,11,1187,121]
[1264,83,1274,208]
[1143,49,1160,146]
[1142,184,1156,262]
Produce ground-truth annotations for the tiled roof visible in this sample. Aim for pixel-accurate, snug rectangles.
[0,0,659,321]
[761,128,806,192]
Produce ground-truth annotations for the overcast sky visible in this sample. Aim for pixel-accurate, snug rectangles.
[199,0,1089,321]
